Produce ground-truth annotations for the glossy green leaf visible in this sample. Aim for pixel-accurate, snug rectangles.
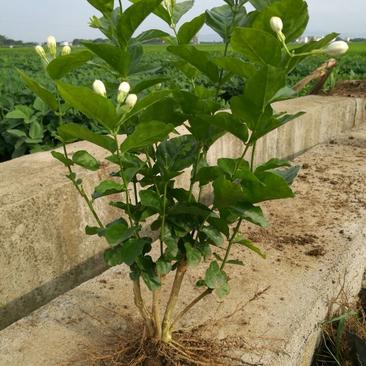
[168,45,220,82]
[93,180,125,199]
[235,237,266,259]
[156,258,172,275]
[72,150,100,171]
[213,176,245,209]
[202,226,224,247]
[255,158,290,174]
[51,151,73,167]
[57,123,117,152]
[213,57,256,79]
[173,0,194,24]
[206,4,247,42]
[121,121,174,153]
[140,190,161,212]
[231,27,282,66]
[251,0,309,42]
[99,220,139,247]
[185,243,202,267]
[211,112,249,142]
[47,51,93,80]
[177,14,205,44]
[134,29,170,43]
[17,70,58,111]
[57,82,119,131]
[29,121,43,140]
[87,0,114,15]
[156,135,199,177]
[205,261,227,289]
[119,238,150,265]
[117,0,163,47]
[229,202,268,227]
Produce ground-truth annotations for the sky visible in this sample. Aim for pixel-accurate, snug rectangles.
[0,0,365,43]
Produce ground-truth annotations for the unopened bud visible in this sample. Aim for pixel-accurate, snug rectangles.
[61,45,71,56]
[323,41,349,56]
[93,80,107,97]
[35,45,48,63]
[270,17,283,33]
[117,82,131,103]
[47,35,57,58]
[125,94,138,109]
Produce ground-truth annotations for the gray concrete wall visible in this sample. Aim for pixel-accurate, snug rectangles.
[0,96,365,330]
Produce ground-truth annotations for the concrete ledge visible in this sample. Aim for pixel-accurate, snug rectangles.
[0,96,365,330]
[0,126,365,366]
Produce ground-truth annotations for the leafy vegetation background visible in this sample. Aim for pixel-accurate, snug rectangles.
[0,42,365,161]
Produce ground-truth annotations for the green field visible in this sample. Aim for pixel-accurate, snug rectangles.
[0,42,365,161]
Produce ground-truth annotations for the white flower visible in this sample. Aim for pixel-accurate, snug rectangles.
[35,45,48,63]
[93,80,107,97]
[125,94,138,109]
[117,81,131,103]
[61,45,71,56]
[323,41,349,56]
[270,17,283,33]
[47,35,57,58]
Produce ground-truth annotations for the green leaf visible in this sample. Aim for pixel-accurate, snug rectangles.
[229,202,268,227]
[93,180,125,199]
[57,123,117,152]
[172,0,194,24]
[140,190,161,212]
[206,4,248,42]
[249,0,273,10]
[121,121,174,153]
[156,258,172,275]
[119,238,150,265]
[255,158,290,174]
[139,256,161,290]
[213,176,245,209]
[235,238,266,259]
[6,105,33,121]
[72,150,100,171]
[231,27,282,66]
[17,70,58,111]
[168,45,220,82]
[205,261,227,289]
[57,82,119,131]
[184,243,202,267]
[47,51,93,80]
[211,112,249,142]
[83,42,129,77]
[85,226,99,235]
[117,0,163,47]
[195,166,224,186]
[226,259,245,266]
[215,282,230,298]
[135,29,170,43]
[132,77,168,94]
[272,165,300,185]
[51,151,73,167]
[251,0,309,42]
[87,0,114,15]
[156,135,199,177]
[177,13,205,44]
[29,121,44,140]
[202,226,224,247]
[99,220,139,247]
[213,57,256,79]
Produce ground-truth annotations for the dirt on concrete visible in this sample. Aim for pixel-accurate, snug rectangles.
[0,126,365,366]
[327,80,366,98]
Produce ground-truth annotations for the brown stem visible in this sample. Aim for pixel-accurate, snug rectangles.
[152,287,162,339]
[133,279,155,337]
[171,288,212,328]
[161,262,187,342]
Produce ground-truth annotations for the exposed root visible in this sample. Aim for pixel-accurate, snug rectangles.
[75,326,236,366]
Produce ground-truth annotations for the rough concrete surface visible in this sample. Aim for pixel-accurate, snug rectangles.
[0,96,365,330]
[0,125,365,366]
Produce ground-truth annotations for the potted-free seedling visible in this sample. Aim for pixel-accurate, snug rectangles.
[20,0,348,363]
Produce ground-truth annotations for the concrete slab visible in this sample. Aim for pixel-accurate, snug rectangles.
[0,125,365,366]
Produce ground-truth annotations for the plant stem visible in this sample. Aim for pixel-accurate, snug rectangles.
[152,287,162,339]
[250,142,257,171]
[221,219,242,270]
[171,288,212,328]
[161,262,187,343]
[133,279,155,337]
[160,183,168,256]
[113,134,134,227]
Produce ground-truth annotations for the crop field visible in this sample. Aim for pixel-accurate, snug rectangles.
[0,42,365,161]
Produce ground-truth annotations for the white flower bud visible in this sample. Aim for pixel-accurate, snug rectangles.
[270,17,283,33]
[125,94,138,109]
[117,81,131,103]
[47,35,57,58]
[93,80,107,97]
[323,41,349,57]
[61,45,71,56]
[35,45,48,63]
